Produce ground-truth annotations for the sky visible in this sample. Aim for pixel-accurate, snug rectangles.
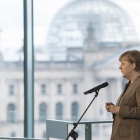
[0,0,140,53]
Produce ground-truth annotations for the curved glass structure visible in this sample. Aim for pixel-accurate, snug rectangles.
[46,0,138,51]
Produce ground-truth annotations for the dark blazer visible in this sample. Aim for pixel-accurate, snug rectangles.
[110,76,140,140]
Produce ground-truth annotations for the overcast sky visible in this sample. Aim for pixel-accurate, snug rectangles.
[0,0,140,52]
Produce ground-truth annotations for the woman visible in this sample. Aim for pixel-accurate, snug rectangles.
[105,50,140,140]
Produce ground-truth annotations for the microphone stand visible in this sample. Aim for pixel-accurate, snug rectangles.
[66,90,100,140]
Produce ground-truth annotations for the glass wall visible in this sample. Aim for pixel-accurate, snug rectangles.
[0,0,140,139]
[33,0,140,138]
[0,0,24,137]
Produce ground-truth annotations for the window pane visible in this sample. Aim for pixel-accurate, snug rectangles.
[0,0,24,137]
[9,85,14,95]
[41,84,46,94]
[56,102,63,120]
[57,84,62,94]
[73,84,78,94]
[39,103,47,122]
[71,102,78,121]
[43,131,46,138]
[10,132,16,137]
[7,103,16,123]
[34,0,140,138]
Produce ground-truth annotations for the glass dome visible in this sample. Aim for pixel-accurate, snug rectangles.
[46,0,138,51]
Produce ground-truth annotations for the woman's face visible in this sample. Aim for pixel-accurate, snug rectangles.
[119,57,135,79]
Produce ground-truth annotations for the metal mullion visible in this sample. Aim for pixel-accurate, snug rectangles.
[23,0,34,138]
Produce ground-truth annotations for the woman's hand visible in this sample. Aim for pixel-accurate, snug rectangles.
[105,102,115,112]
[105,102,112,112]
[105,103,110,112]
[110,105,120,114]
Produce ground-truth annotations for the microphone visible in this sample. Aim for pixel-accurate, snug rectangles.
[84,82,108,95]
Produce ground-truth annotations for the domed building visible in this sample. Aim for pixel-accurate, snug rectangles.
[46,0,138,53]
[42,0,140,114]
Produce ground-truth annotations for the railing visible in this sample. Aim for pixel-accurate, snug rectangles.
[0,137,45,140]
[0,120,113,140]
[46,119,113,140]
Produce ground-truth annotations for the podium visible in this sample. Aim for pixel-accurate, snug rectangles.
[46,119,112,140]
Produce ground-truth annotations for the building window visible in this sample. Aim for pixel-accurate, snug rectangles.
[41,84,46,94]
[9,85,14,95]
[57,84,62,94]
[43,131,46,138]
[56,102,63,120]
[39,103,47,122]
[10,132,16,137]
[71,102,78,121]
[7,103,16,123]
[73,84,78,94]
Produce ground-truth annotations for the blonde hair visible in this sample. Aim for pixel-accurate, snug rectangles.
[119,50,140,72]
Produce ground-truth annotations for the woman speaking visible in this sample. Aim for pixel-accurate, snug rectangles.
[105,50,140,140]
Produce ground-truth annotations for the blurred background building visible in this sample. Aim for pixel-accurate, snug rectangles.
[0,0,140,139]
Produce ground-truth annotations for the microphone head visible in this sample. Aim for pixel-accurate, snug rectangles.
[83,82,109,95]
[84,91,88,95]
[102,82,109,87]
